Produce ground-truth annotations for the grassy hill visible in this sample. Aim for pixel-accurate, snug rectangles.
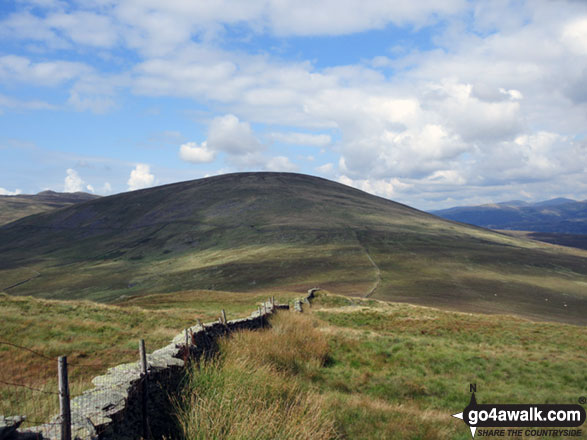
[1,172,586,324]
[178,292,587,440]
[0,190,99,226]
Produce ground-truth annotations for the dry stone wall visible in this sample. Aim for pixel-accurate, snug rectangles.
[8,290,317,440]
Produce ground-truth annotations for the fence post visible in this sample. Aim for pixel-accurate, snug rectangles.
[58,356,71,440]
[197,318,203,329]
[185,328,189,347]
[139,339,148,440]
[221,309,227,325]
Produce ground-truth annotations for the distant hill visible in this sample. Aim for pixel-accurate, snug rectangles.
[1,173,586,325]
[431,198,587,234]
[497,230,587,251]
[0,190,100,226]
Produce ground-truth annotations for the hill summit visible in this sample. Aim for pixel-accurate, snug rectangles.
[0,190,99,226]
[1,172,586,324]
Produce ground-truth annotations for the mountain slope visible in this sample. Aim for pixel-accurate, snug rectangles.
[0,190,100,226]
[1,172,586,324]
[431,198,587,234]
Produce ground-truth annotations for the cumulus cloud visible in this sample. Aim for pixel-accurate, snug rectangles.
[127,164,155,190]
[3,0,587,208]
[315,162,334,175]
[64,168,84,192]
[265,156,298,172]
[269,131,331,147]
[179,141,216,163]
[0,93,55,111]
[0,187,22,195]
[102,182,112,194]
[0,55,91,86]
[4,0,464,58]
[561,17,587,55]
[207,114,263,154]
[338,175,409,199]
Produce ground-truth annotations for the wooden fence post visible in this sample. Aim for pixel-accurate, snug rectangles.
[58,356,71,440]
[221,309,227,325]
[139,339,148,439]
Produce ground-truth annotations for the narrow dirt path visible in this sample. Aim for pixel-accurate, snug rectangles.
[1,270,41,292]
[352,231,381,298]
[363,248,381,298]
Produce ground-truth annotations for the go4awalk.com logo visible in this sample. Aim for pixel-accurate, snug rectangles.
[452,385,586,438]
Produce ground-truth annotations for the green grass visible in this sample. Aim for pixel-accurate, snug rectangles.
[0,290,299,425]
[176,312,335,440]
[176,292,586,439]
[310,292,587,439]
[1,172,586,325]
[2,288,585,439]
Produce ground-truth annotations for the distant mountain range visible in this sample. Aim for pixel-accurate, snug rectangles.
[0,190,99,226]
[431,198,587,235]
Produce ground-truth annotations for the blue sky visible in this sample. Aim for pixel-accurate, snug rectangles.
[1,0,586,209]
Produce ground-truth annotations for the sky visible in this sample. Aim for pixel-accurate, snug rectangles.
[0,0,586,210]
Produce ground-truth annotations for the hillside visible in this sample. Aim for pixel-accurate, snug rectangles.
[431,198,587,234]
[1,172,586,325]
[178,293,585,440]
[0,190,100,226]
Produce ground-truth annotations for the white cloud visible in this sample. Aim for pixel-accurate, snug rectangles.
[179,141,216,163]
[265,156,298,172]
[427,170,466,185]
[207,114,263,154]
[86,184,95,193]
[561,17,587,55]
[127,163,155,190]
[64,168,84,192]
[0,93,55,111]
[67,90,116,113]
[315,162,334,174]
[0,55,91,86]
[269,131,331,147]
[2,0,587,207]
[46,11,118,48]
[0,187,22,195]
[102,182,112,194]
[338,175,401,199]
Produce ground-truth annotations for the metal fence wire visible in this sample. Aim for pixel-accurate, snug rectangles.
[0,295,298,440]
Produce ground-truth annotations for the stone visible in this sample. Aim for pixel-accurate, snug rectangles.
[0,416,25,440]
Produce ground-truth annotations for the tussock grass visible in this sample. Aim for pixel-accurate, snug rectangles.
[311,292,587,439]
[0,291,295,425]
[224,311,329,376]
[176,312,336,440]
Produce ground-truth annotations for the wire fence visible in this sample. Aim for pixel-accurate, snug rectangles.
[0,296,290,440]
[0,336,182,439]
[0,297,314,440]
